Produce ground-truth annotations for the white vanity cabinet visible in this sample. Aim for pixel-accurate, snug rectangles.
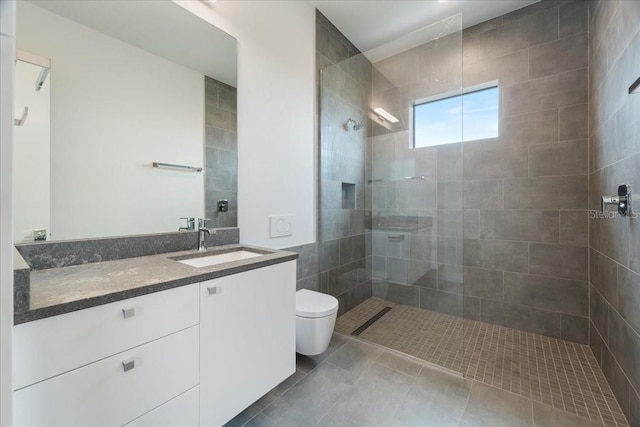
[13,284,200,427]
[199,261,296,426]
[12,258,297,427]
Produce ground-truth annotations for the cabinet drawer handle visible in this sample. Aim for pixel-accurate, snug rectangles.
[122,307,136,318]
[207,286,218,295]
[122,359,135,372]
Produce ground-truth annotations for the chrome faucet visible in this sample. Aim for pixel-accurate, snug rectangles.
[198,218,215,251]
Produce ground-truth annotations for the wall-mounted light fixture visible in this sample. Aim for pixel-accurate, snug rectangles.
[373,107,399,123]
[629,76,640,94]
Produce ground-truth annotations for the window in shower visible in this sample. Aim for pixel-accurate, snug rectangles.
[413,85,499,148]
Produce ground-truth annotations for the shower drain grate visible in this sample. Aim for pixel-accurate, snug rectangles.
[351,307,392,336]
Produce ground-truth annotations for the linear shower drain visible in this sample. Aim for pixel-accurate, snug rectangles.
[351,306,392,336]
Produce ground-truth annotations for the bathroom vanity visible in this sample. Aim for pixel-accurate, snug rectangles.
[12,238,297,427]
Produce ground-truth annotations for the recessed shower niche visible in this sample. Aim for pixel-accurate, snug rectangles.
[341,182,356,209]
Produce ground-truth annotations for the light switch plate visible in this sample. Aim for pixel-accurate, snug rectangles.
[270,215,294,238]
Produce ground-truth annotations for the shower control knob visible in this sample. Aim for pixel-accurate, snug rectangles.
[601,184,632,216]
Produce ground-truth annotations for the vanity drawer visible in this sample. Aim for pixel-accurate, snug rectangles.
[124,386,199,427]
[14,283,199,389]
[14,325,199,427]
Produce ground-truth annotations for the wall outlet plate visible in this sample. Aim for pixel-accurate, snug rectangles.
[270,215,294,238]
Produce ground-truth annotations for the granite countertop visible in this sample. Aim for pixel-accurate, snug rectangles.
[15,244,297,325]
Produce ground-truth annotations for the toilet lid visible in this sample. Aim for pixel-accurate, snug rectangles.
[296,289,339,318]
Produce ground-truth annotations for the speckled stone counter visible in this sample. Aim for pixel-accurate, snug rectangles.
[14,244,297,325]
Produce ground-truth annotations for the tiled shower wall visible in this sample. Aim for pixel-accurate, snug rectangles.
[588,1,640,425]
[317,12,373,316]
[286,12,372,309]
[204,76,237,228]
[458,0,590,343]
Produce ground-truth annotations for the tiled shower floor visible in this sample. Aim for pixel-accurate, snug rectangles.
[336,297,628,427]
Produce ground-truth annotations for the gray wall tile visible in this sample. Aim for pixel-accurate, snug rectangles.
[387,257,408,284]
[631,388,640,427]
[463,239,528,273]
[618,265,640,334]
[463,267,503,300]
[559,210,588,246]
[590,321,605,365]
[590,284,609,342]
[464,296,481,321]
[438,264,463,294]
[558,103,588,141]
[480,299,561,338]
[609,308,640,394]
[463,16,503,39]
[502,68,588,117]
[372,280,419,307]
[500,108,558,146]
[528,33,588,80]
[560,314,589,344]
[503,272,588,316]
[437,210,463,238]
[409,260,437,288]
[464,210,480,239]
[601,348,631,418]
[463,7,558,64]
[479,210,559,243]
[419,287,462,317]
[559,1,589,39]
[204,77,238,227]
[463,49,528,87]
[464,140,528,180]
[590,248,618,308]
[528,140,587,177]
[529,243,588,280]
[503,176,588,210]
[464,180,503,210]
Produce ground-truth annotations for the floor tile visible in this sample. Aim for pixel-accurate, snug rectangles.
[375,350,424,378]
[532,401,605,427]
[327,363,415,426]
[261,362,357,427]
[393,367,470,427]
[325,338,384,377]
[243,413,278,427]
[336,297,628,426]
[296,333,349,373]
[461,382,533,427]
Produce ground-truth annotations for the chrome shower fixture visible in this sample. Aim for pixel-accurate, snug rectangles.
[345,118,364,131]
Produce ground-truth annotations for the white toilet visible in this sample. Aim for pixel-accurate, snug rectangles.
[295,289,339,356]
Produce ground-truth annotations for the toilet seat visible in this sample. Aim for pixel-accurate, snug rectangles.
[295,289,338,318]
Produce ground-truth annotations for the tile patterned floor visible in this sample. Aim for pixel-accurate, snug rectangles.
[335,297,628,427]
[225,333,613,427]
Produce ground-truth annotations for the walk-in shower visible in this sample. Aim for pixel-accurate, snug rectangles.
[316,4,622,424]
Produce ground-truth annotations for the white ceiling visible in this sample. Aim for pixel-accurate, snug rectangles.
[29,0,237,87]
[311,0,540,55]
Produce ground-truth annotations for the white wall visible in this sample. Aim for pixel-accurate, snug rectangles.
[13,60,50,243]
[176,1,316,249]
[0,1,15,424]
[17,2,205,240]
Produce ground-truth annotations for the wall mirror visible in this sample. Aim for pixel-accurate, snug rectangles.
[14,0,237,243]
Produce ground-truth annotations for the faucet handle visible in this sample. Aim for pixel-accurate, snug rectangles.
[198,218,211,228]
[179,217,195,231]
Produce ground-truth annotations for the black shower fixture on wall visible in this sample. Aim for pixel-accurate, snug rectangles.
[629,76,640,94]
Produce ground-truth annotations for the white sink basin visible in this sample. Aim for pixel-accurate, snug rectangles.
[177,250,263,268]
